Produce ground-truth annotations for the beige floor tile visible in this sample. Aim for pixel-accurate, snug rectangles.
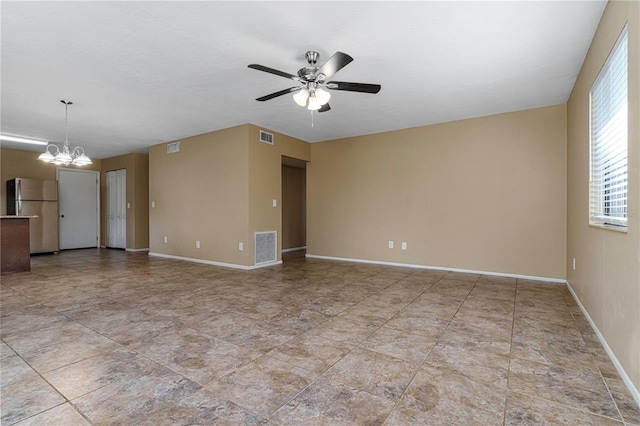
[129,326,262,385]
[0,354,39,388]
[19,332,119,374]
[361,326,437,365]
[0,375,66,425]
[140,388,269,425]
[72,369,200,424]
[605,378,640,425]
[2,320,109,355]
[206,355,316,418]
[266,334,352,374]
[425,338,510,388]
[12,403,91,426]
[508,357,620,419]
[337,302,401,327]
[43,346,164,400]
[2,249,635,425]
[271,377,394,425]
[505,391,623,425]
[323,347,416,401]
[387,363,506,425]
[384,311,448,339]
[305,316,379,346]
[222,321,298,353]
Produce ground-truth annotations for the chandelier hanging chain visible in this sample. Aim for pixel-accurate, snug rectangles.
[62,100,72,148]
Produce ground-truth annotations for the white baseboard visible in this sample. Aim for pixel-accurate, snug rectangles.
[126,247,150,252]
[304,253,566,283]
[565,282,640,407]
[282,246,306,253]
[148,252,282,270]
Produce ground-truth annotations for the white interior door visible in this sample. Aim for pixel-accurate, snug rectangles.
[107,169,126,249]
[58,169,99,250]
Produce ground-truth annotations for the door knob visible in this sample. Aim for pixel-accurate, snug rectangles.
[61,214,64,218]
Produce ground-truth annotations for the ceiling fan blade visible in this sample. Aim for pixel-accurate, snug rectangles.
[315,52,353,80]
[326,81,381,94]
[256,87,301,102]
[248,64,300,81]
[318,103,331,113]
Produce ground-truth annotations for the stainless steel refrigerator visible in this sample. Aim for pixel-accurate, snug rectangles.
[7,178,59,254]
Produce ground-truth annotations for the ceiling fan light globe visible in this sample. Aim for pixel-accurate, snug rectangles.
[307,96,322,111]
[315,88,331,105]
[293,89,309,107]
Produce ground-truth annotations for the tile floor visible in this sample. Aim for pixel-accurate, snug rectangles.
[1,249,639,425]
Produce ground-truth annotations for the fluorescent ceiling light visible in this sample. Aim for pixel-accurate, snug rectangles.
[0,134,48,145]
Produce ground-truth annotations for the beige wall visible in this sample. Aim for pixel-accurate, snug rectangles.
[308,105,567,279]
[149,125,251,266]
[101,153,149,249]
[0,148,101,215]
[247,124,310,263]
[567,0,639,394]
[149,124,310,267]
[282,165,306,250]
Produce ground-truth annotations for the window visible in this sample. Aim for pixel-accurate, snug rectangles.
[590,26,628,230]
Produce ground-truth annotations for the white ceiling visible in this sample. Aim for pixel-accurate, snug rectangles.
[1,1,606,160]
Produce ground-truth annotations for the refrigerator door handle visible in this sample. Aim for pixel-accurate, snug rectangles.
[17,200,22,216]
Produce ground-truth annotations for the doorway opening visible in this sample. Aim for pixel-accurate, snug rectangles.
[281,156,306,260]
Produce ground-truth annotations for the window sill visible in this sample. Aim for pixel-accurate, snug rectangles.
[589,223,628,234]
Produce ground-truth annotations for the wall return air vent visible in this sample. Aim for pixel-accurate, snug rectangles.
[167,141,180,154]
[259,130,274,145]
[254,231,277,265]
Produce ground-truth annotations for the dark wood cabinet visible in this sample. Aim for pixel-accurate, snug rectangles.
[1,216,32,274]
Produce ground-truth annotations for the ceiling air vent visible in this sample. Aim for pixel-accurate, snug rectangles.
[259,130,274,145]
[167,141,180,154]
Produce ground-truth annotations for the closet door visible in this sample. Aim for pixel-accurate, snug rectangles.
[107,169,126,249]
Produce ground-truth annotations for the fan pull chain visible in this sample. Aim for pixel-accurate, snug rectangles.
[311,110,314,128]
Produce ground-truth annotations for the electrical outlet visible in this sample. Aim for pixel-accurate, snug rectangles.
[272,199,277,207]
[402,242,407,250]
[239,242,244,251]
[127,202,131,209]
[163,236,168,243]
[388,240,394,249]
[152,201,156,208]
[572,258,576,271]
[196,240,200,249]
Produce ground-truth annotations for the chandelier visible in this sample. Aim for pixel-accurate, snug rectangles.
[38,100,92,166]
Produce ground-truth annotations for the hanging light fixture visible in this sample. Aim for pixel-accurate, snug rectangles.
[292,83,330,111]
[38,100,92,166]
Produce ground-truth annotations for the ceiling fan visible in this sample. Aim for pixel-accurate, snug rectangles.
[248,51,381,112]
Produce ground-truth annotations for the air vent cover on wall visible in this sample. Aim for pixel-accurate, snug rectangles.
[259,130,274,145]
[167,142,180,153]
[254,231,277,264]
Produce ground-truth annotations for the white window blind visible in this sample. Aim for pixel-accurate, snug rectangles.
[590,26,628,229]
